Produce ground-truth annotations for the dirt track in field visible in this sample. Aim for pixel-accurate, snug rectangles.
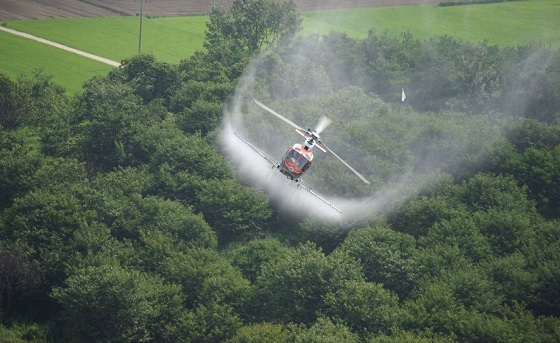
[0,0,447,21]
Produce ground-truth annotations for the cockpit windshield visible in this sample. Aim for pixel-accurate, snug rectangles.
[284,147,312,173]
[297,155,310,171]
[286,149,300,164]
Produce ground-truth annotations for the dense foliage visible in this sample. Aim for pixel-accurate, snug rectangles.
[1,0,559,341]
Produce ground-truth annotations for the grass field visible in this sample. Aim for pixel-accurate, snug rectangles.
[300,0,560,47]
[0,30,115,93]
[3,15,208,63]
[1,15,208,93]
[1,0,558,93]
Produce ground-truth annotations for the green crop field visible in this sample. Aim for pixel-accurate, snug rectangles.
[0,30,115,93]
[3,15,208,63]
[1,0,558,93]
[300,0,560,47]
[0,15,208,93]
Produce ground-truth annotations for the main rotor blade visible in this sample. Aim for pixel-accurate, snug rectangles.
[315,116,332,134]
[321,142,370,184]
[253,99,304,131]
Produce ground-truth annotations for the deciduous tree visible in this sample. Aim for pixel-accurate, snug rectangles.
[206,0,301,53]
[251,242,363,324]
[0,246,44,314]
[52,263,185,343]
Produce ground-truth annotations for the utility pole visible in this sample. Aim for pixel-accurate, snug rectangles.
[135,0,150,54]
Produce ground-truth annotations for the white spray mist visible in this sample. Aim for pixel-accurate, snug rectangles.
[218,53,430,225]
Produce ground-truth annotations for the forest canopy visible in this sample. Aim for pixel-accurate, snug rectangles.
[1,0,559,341]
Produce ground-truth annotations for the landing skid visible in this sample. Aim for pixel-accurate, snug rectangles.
[234,132,342,214]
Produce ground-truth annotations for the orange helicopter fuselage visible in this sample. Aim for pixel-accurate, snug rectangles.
[279,143,314,180]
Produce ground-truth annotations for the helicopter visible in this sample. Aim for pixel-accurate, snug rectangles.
[232,99,370,213]
[251,99,370,185]
[253,99,369,184]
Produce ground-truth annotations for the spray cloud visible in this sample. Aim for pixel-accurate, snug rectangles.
[218,3,552,226]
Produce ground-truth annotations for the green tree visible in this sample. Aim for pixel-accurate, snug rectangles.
[505,118,560,152]
[75,76,167,171]
[0,74,29,129]
[504,147,560,216]
[91,166,155,197]
[29,157,87,191]
[407,35,464,112]
[0,322,49,342]
[110,54,179,106]
[287,317,360,343]
[457,41,501,114]
[52,263,185,343]
[251,242,363,324]
[181,302,243,343]
[160,247,249,311]
[0,72,67,130]
[533,255,560,317]
[17,71,68,129]
[67,221,133,271]
[323,279,403,336]
[296,31,366,92]
[195,178,272,244]
[420,215,492,263]
[481,253,536,307]
[441,265,502,313]
[472,209,537,255]
[362,30,410,101]
[251,50,333,100]
[228,322,288,343]
[498,44,560,123]
[0,246,45,315]
[389,195,468,239]
[415,243,471,281]
[206,0,302,52]
[168,70,234,136]
[170,76,233,114]
[403,280,468,338]
[179,99,225,135]
[0,184,97,284]
[91,192,216,249]
[149,131,232,180]
[525,228,560,316]
[336,225,418,298]
[454,173,536,213]
[0,130,42,209]
[227,238,290,283]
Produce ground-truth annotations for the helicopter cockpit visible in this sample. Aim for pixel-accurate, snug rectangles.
[282,145,313,178]
[295,151,311,171]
